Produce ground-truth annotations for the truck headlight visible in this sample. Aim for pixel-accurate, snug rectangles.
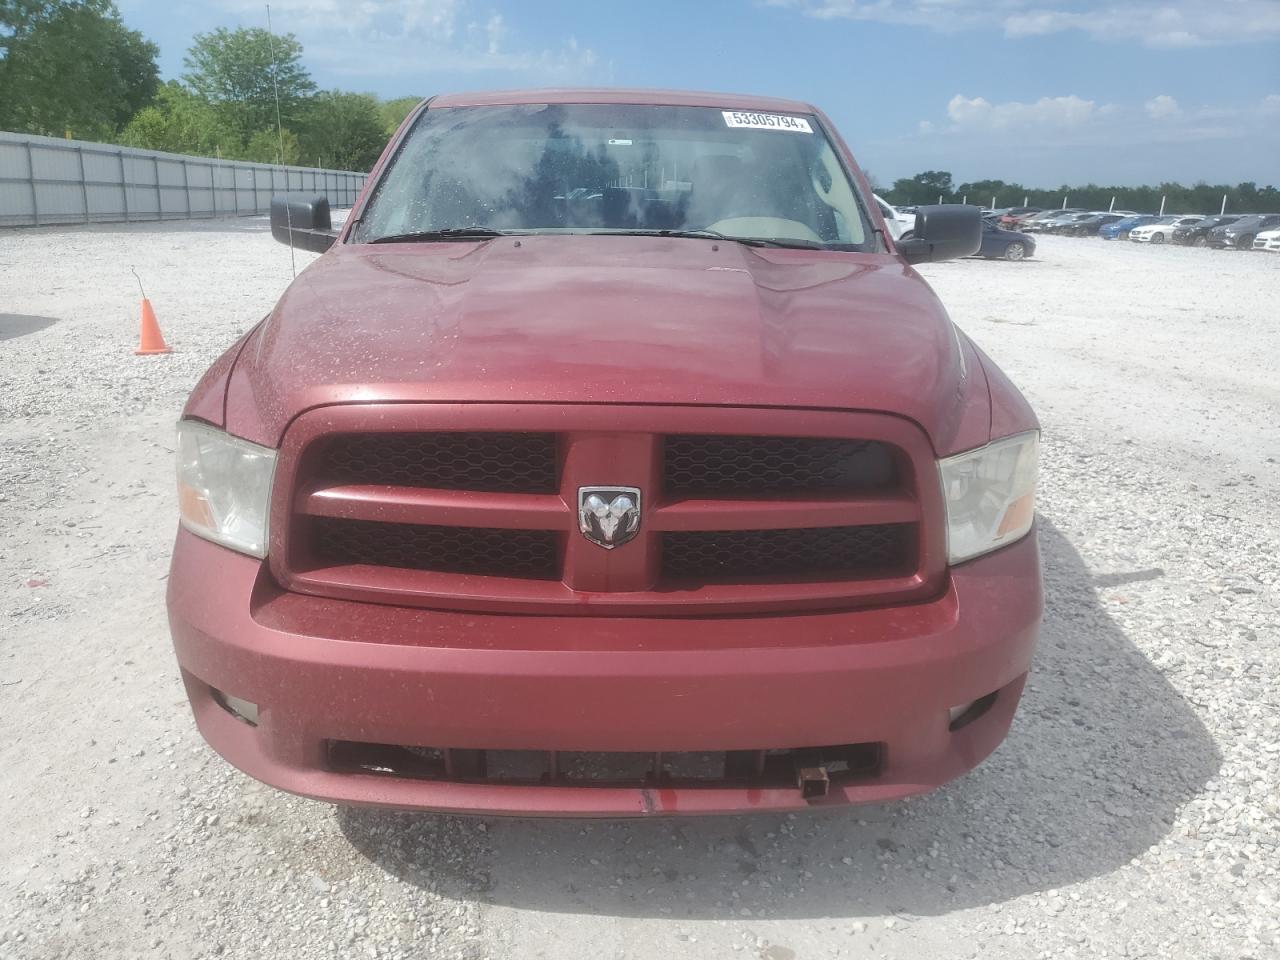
[176,420,277,558]
[938,431,1038,564]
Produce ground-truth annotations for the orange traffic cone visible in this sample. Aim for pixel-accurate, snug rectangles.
[134,298,172,355]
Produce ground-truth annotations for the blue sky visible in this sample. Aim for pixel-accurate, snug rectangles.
[117,0,1280,186]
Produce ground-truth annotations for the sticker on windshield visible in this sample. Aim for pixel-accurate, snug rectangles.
[722,111,812,133]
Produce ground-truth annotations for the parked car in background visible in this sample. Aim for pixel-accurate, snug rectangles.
[1254,228,1280,252]
[997,207,1042,229]
[976,220,1036,260]
[1173,215,1239,246]
[1207,214,1280,249]
[1021,209,1083,232]
[1063,212,1127,237]
[1100,214,1161,240]
[874,194,916,240]
[1044,211,1135,235]
[1033,211,1090,233]
[1130,215,1205,244]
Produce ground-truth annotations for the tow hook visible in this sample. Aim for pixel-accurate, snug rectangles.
[796,764,830,799]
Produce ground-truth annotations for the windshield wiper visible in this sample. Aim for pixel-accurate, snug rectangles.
[369,226,842,250]
[596,228,831,250]
[368,228,507,244]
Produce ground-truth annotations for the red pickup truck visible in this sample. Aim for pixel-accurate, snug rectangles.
[168,89,1041,816]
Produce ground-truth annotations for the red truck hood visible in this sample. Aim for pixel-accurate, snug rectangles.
[226,235,986,451]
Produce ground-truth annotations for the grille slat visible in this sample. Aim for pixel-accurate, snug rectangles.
[662,524,914,582]
[664,435,896,497]
[292,425,926,604]
[323,432,557,493]
[312,517,559,580]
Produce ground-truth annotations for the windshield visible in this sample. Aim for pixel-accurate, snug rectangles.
[354,103,873,250]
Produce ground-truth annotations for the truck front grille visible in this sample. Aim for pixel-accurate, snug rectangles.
[312,518,560,580]
[661,524,914,582]
[323,432,557,493]
[275,406,943,616]
[664,435,895,496]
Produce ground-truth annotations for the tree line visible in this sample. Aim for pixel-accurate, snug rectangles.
[885,170,1280,215]
[0,0,420,170]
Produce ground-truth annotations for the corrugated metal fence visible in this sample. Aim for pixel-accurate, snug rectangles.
[0,131,366,228]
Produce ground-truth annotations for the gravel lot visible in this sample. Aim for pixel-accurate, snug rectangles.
[1,222,1278,960]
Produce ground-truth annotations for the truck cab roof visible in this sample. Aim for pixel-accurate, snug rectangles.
[428,88,818,114]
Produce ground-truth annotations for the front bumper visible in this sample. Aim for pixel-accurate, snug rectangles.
[168,528,1042,816]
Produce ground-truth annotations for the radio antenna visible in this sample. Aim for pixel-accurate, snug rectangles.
[266,4,296,278]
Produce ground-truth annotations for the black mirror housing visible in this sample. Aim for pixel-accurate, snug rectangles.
[896,205,982,264]
[270,193,337,253]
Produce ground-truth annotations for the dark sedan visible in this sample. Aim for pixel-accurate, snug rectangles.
[1206,214,1280,249]
[975,221,1035,260]
[1021,209,1084,232]
[1061,213,1126,237]
[1174,215,1240,246]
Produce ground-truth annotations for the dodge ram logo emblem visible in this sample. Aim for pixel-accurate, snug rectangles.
[578,486,642,549]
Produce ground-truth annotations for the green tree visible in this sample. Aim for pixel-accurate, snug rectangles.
[0,0,158,137]
[243,126,299,165]
[182,26,315,141]
[120,80,241,157]
[883,171,1280,215]
[378,95,421,135]
[299,91,387,170]
[955,179,1019,206]
[888,170,954,205]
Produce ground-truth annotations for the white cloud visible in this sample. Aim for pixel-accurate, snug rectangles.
[865,78,1280,186]
[946,93,1102,131]
[927,92,1280,142]
[1145,95,1181,119]
[240,0,463,37]
[999,3,1274,47]
[763,0,990,31]
[220,0,598,80]
[484,13,505,56]
[771,0,1280,47]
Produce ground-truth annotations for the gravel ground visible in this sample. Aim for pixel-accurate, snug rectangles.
[1,222,1278,960]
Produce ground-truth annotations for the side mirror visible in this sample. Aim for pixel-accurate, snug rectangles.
[270,193,336,253]
[896,205,982,264]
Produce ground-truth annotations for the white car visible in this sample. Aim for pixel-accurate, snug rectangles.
[1129,215,1204,244]
[1252,228,1280,252]
[874,194,916,240]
